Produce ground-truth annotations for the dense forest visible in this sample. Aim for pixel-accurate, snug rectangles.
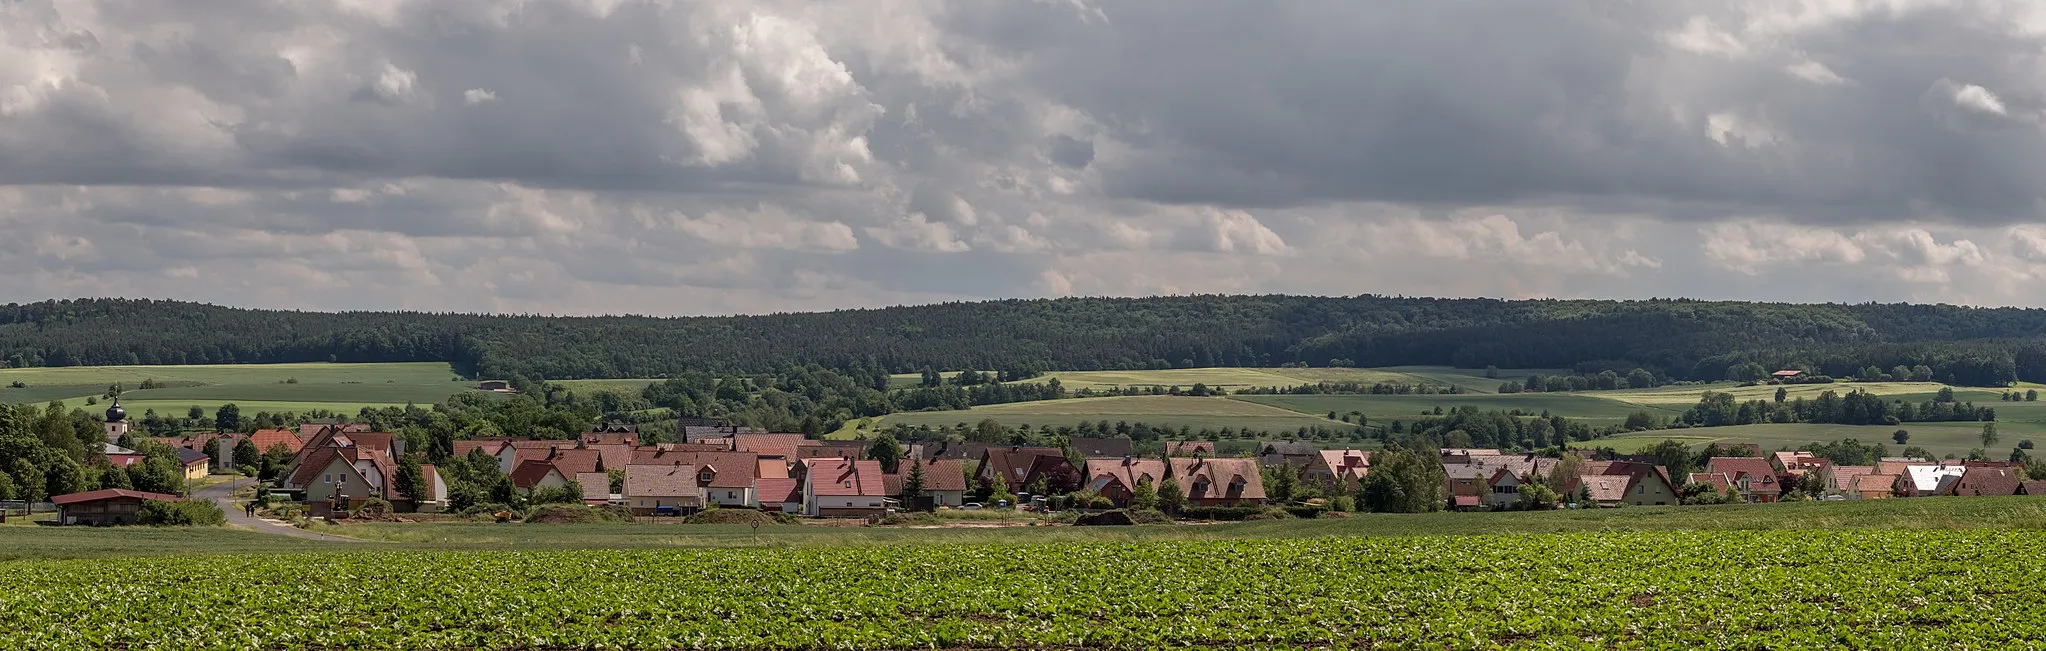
[6,297,2046,386]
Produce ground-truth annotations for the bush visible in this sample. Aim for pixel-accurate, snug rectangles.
[1329,496,1356,513]
[771,512,804,525]
[349,498,393,520]
[1087,495,1114,510]
[1243,507,1296,521]
[1125,509,1174,525]
[137,500,225,527]
[525,504,625,524]
[1280,506,1327,519]
[1176,506,1264,521]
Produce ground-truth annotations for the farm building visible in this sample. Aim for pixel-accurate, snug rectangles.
[175,448,210,481]
[52,489,181,526]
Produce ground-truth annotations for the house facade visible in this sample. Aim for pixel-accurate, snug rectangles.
[52,489,181,525]
[623,464,703,515]
[802,458,886,517]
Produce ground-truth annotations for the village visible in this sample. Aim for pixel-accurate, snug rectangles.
[37,399,2044,527]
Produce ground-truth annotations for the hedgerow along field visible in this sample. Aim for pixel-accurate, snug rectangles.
[7,530,2046,649]
[873,394,1352,434]
[0,362,474,414]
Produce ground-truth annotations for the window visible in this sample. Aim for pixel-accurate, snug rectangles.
[726,491,736,499]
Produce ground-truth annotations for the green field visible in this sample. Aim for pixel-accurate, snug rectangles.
[10,525,2046,648]
[1238,392,1681,425]
[1603,421,2046,458]
[876,395,1350,433]
[0,362,471,414]
[1370,365,1568,393]
[884,366,1523,391]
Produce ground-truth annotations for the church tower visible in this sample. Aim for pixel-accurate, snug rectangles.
[103,399,129,443]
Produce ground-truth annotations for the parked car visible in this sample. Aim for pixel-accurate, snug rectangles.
[961,503,983,510]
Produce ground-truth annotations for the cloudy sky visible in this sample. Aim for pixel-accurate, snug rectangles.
[5,0,2046,315]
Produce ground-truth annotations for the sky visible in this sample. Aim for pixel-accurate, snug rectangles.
[5,0,2046,315]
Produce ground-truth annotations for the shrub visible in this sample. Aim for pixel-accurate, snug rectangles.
[137,500,225,527]
[1280,506,1326,519]
[350,498,393,520]
[1125,509,1174,525]
[1176,506,1264,521]
[1244,507,1296,521]
[1087,495,1114,510]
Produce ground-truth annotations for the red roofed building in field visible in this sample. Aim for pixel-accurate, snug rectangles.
[52,489,181,526]
[1706,457,1781,503]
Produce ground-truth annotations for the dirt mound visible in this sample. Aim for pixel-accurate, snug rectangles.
[1074,510,1137,526]
[684,509,780,526]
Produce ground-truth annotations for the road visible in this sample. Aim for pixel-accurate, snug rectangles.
[192,479,360,543]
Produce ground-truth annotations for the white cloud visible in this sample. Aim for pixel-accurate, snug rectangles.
[462,88,497,105]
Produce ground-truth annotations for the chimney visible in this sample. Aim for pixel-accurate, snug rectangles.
[1122,455,1133,466]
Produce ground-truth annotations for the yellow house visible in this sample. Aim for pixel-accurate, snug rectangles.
[175,449,210,483]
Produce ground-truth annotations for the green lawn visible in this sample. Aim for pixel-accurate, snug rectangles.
[1238,392,1681,425]
[0,362,473,413]
[876,395,1351,434]
[1370,366,1569,393]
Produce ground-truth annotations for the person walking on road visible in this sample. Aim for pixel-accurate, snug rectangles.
[245,502,256,518]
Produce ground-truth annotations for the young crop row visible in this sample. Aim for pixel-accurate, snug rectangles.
[4,531,2046,649]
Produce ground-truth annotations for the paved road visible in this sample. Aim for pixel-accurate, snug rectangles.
[193,480,360,543]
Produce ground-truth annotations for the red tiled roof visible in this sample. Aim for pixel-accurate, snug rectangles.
[452,440,510,458]
[587,443,634,471]
[732,433,806,460]
[510,459,566,490]
[624,464,699,499]
[1687,472,1733,493]
[920,459,968,492]
[575,472,612,502]
[1163,441,1215,456]
[1168,457,1266,501]
[1083,457,1167,495]
[804,458,885,497]
[52,489,181,505]
[980,446,1063,486]
[250,429,305,455]
[1580,474,1631,503]
[625,451,759,488]
[1830,465,1874,493]
[1707,457,1779,491]
[548,448,603,475]
[1858,473,1901,494]
[757,478,800,504]
[1952,466,2022,496]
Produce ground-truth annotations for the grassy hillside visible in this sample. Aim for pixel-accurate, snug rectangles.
[875,395,1350,434]
[1237,392,1680,425]
[0,362,471,413]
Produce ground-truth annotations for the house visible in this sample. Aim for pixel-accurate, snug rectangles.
[898,459,968,507]
[51,489,181,526]
[279,428,398,492]
[1587,460,1679,507]
[1772,370,1803,379]
[1163,441,1216,457]
[677,418,762,443]
[1770,451,1828,479]
[1069,437,1134,459]
[1855,473,1900,499]
[907,441,992,464]
[757,478,802,513]
[1948,466,2022,497]
[103,443,145,468]
[1687,472,1735,496]
[1706,457,1781,503]
[579,428,639,447]
[623,464,702,516]
[976,446,1076,494]
[174,448,210,481]
[625,451,761,507]
[1167,457,1265,507]
[1828,465,1874,497]
[510,448,603,492]
[1313,449,1372,491]
[796,441,867,461]
[732,433,807,460]
[801,458,887,517]
[301,446,446,515]
[1484,468,1529,509]
[1439,448,1503,465]
[1444,464,1490,508]
[250,429,307,456]
[2020,481,2046,496]
[575,472,618,506]
[1576,475,1631,507]
[1257,441,1321,469]
[1082,457,1168,507]
[1899,464,1968,497]
[478,380,512,391]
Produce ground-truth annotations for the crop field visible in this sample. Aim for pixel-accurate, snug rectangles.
[1600,381,1960,406]
[878,395,1348,433]
[1238,392,1681,425]
[0,362,471,413]
[7,530,2046,649]
[1370,366,1567,393]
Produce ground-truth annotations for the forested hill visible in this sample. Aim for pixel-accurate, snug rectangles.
[4,297,2046,385]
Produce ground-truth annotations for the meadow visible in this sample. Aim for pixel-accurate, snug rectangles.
[0,362,472,414]
[880,366,1543,391]
[10,525,2046,648]
[1236,392,1681,425]
[876,394,1348,433]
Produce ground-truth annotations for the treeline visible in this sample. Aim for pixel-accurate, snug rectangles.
[882,419,1366,448]
[1679,390,1994,428]
[1498,368,1667,393]
[1393,406,1615,451]
[10,297,2046,385]
[1233,381,1459,395]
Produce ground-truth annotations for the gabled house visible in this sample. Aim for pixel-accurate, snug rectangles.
[52,489,182,526]
[1167,457,1265,507]
[280,429,398,492]
[1855,473,1900,499]
[1948,466,2021,497]
[1900,464,1968,497]
[250,429,307,456]
[302,446,446,516]
[624,464,702,515]
[976,446,1077,494]
[1576,474,1631,507]
[103,443,145,468]
[1313,449,1372,492]
[896,458,968,507]
[1484,468,1528,509]
[2020,481,2046,496]
[1828,465,1874,497]
[174,448,210,481]
[1587,460,1679,507]
[452,440,520,474]
[1687,472,1734,495]
[801,458,886,517]
[757,478,802,513]
[1706,457,1781,503]
[1083,457,1168,507]
[625,450,761,507]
